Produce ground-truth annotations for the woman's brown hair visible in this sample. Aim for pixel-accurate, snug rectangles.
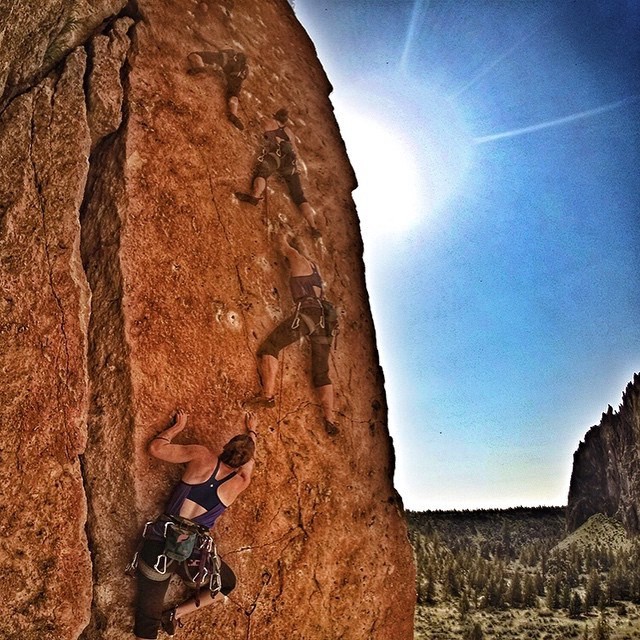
[219,434,255,468]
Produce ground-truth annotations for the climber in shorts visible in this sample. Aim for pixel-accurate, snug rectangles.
[235,108,321,238]
[245,233,338,435]
[132,410,257,639]
[187,48,247,130]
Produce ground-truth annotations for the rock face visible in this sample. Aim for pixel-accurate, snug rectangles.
[1,1,416,639]
[0,0,127,109]
[567,374,640,534]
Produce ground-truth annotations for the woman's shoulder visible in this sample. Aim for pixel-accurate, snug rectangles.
[263,117,279,131]
[187,448,218,472]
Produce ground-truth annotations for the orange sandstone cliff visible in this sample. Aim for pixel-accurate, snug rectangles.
[0,1,416,638]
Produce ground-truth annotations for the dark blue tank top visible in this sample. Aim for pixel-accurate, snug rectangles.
[290,262,323,302]
[164,460,236,529]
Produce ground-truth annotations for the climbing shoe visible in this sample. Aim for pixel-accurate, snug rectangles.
[323,419,339,436]
[235,192,262,206]
[186,66,207,76]
[228,113,244,130]
[243,394,276,409]
[310,227,322,239]
[161,607,183,636]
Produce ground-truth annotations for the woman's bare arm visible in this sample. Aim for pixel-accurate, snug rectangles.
[279,234,313,275]
[148,409,209,464]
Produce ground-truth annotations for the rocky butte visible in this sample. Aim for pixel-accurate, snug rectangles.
[0,1,416,638]
[567,373,640,535]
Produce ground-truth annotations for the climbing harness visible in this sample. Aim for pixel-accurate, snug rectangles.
[290,298,340,349]
[258,126,294,168]
[126,515,222,603]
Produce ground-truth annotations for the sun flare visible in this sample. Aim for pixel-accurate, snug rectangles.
[335,108,421,239]
[334,83,472,242]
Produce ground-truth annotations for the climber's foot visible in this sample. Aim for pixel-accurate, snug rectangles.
[228,113,244,130]
[235,192,262,206]
[323,419,339,437]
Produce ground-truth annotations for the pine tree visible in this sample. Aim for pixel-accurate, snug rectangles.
[420,566,436,604]
[459,591,470,621]
[508,570,523,608]
[545,574,561,609]
[585,569,602,610]
[445,563,461,598]
[467,622,483,640]
[595,615,611,640]
[569,591,582,618]
[523,573,537,608]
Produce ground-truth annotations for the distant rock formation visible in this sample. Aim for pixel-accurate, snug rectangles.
[555,513,629,553]
[0,1,415,638]
[567,373,640,534]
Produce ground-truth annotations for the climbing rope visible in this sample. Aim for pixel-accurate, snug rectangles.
[276,347,285,427]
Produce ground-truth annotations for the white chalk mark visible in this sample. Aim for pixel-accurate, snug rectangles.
[473,95,640,145]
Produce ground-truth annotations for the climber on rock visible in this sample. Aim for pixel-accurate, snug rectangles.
[245,233,339,435]
[186,48,247,130]
[131,409,257,639]
[235,108,321,238]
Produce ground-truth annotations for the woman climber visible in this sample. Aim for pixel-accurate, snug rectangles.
[235,108,321,238]
[245,233,339,436]
[132,410,257,638]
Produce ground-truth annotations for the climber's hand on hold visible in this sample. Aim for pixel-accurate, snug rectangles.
[174,408,188,431]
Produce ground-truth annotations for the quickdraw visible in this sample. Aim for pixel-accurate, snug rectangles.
[184,534,222,607]
[125,520,155,575]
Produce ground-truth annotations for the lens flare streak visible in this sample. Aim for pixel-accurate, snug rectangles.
[450,12,556,99]
[473,95,640,145]
[400,0,429,73]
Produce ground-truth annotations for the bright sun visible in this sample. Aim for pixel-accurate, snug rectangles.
[334,84,472,243]
[335,107,421,240]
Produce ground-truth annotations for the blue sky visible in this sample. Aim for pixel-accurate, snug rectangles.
[295,0,640,510]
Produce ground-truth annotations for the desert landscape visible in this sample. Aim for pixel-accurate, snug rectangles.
[409,508,640,640]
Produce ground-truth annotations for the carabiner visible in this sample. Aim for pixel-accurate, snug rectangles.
[154,554,168,575]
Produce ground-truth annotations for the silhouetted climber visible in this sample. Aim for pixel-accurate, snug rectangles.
[235,108,321,238]
[131,410,257,639]
[196,0,234,22]
[187,49,247,130]
[245,234,339,435]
